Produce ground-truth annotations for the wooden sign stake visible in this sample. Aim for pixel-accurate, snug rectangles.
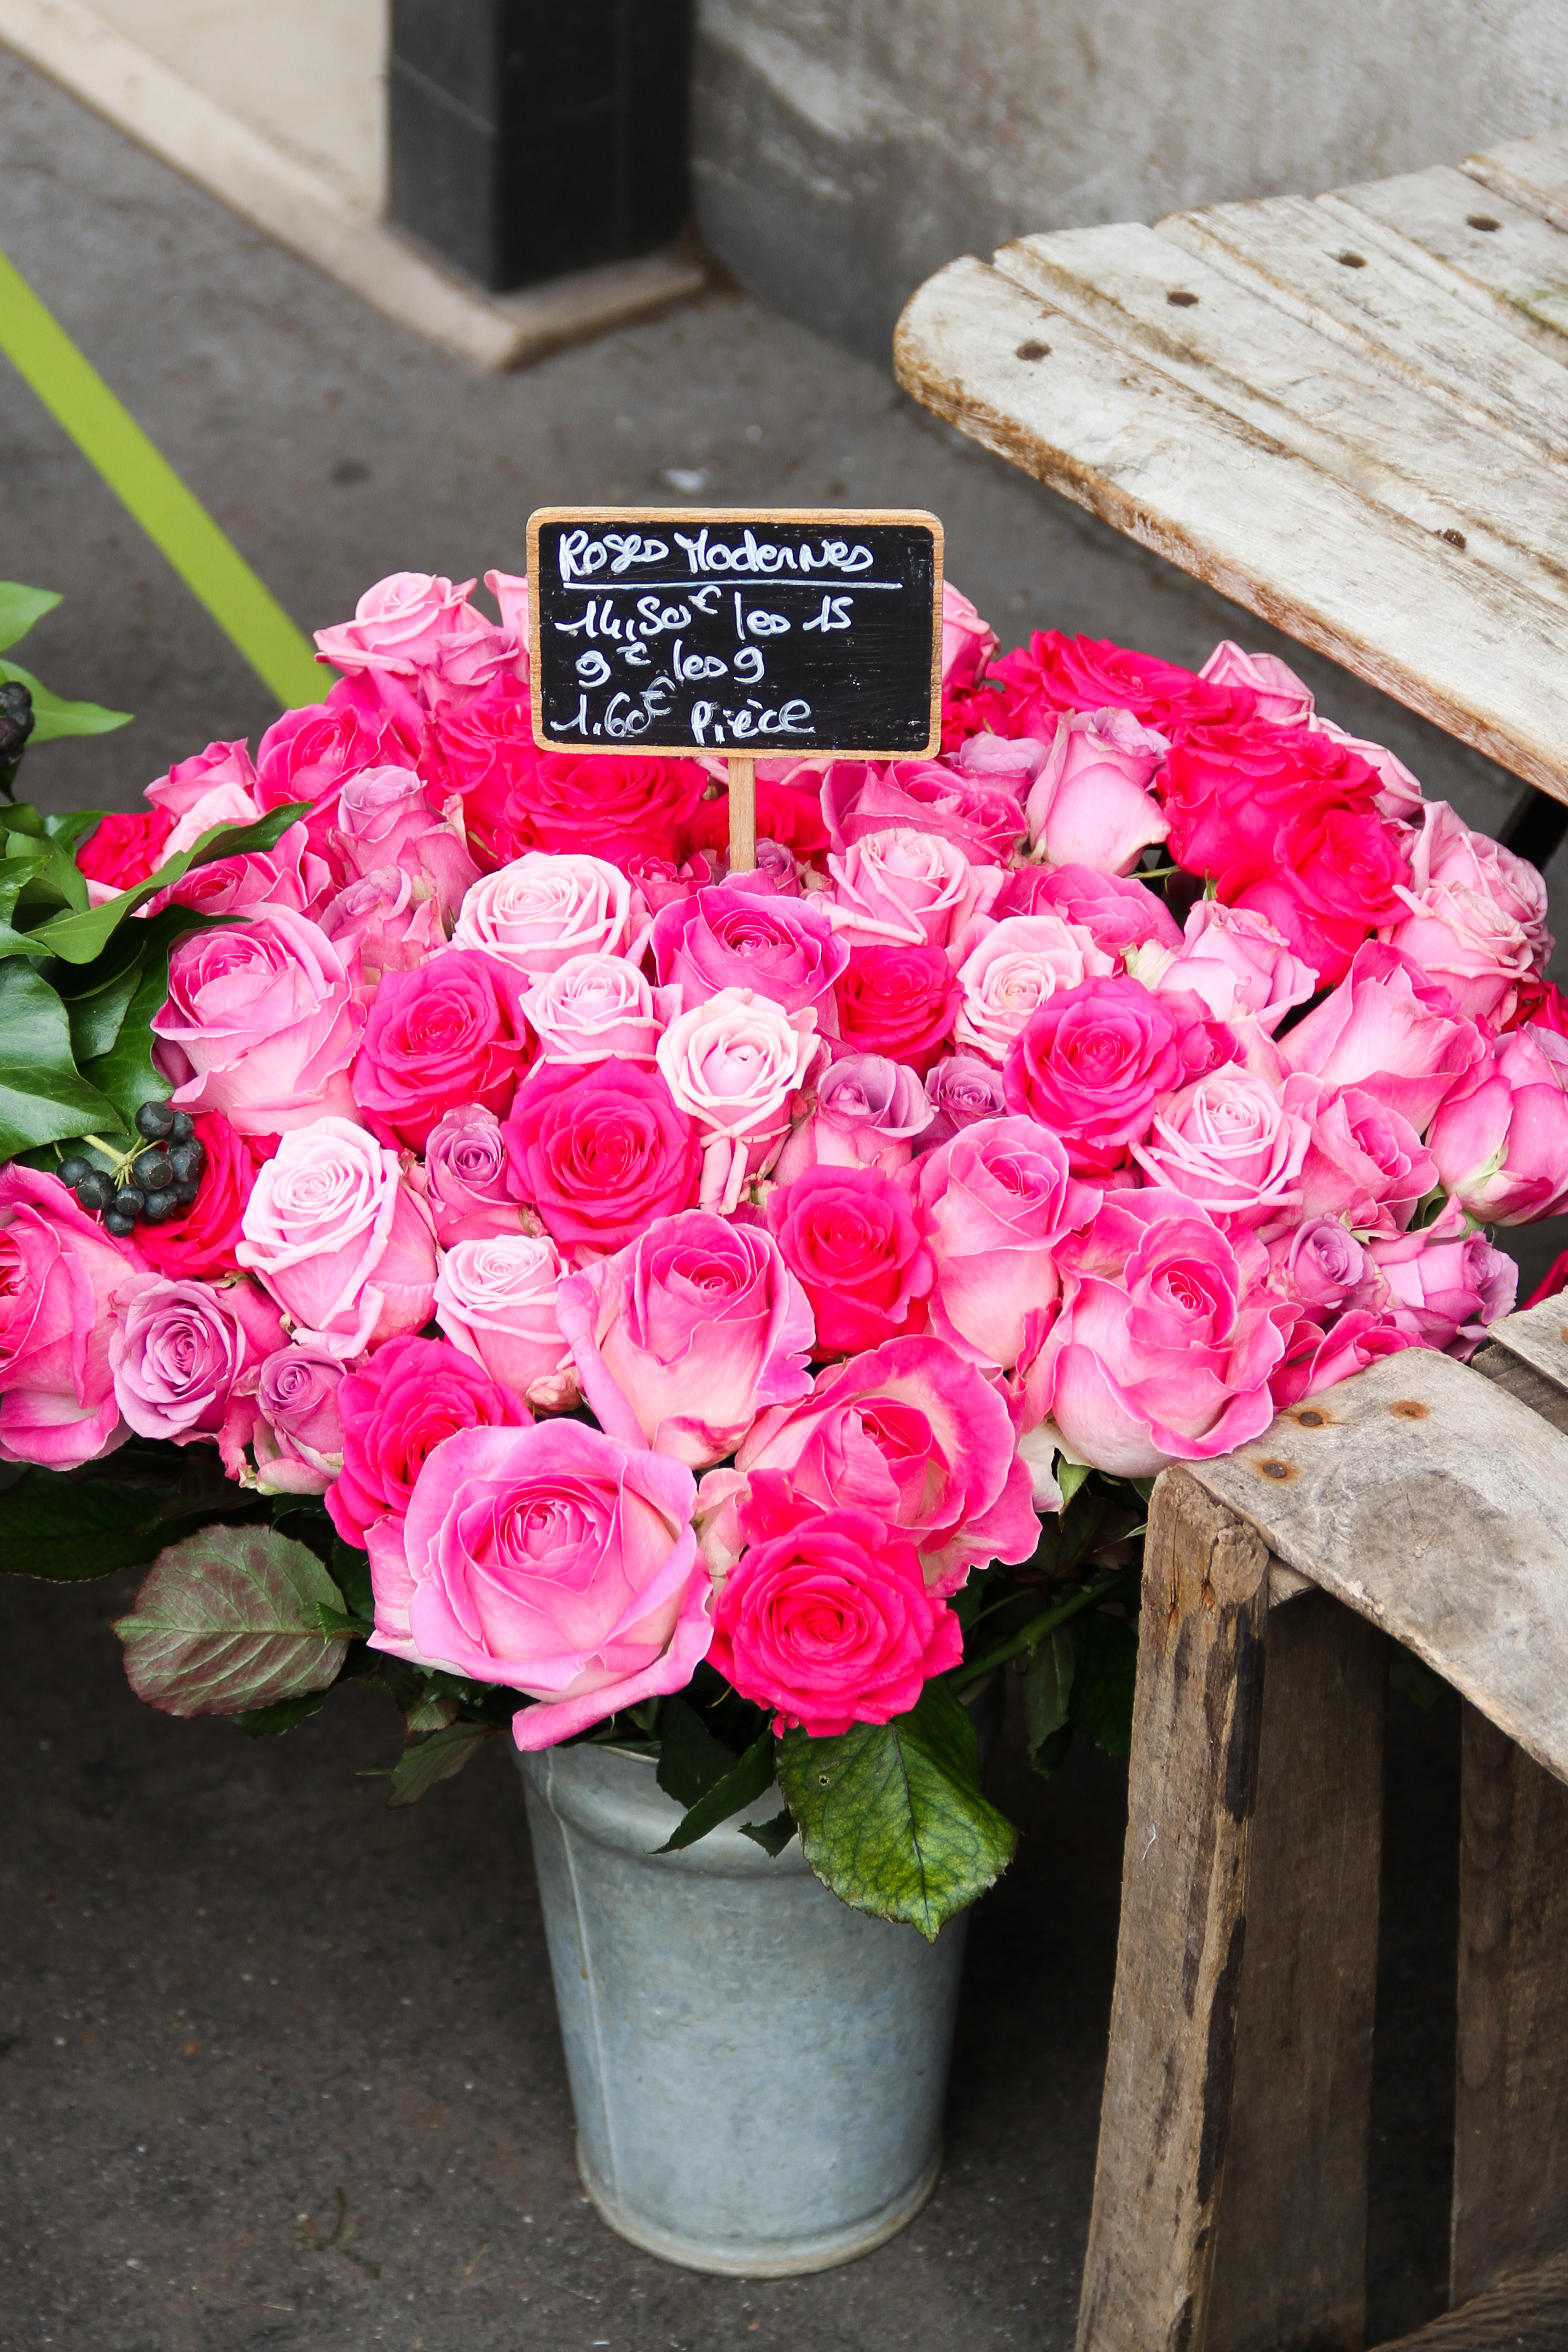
[728,754,757,874]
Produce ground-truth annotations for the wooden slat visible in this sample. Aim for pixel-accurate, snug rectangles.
[1325,166,1568,354]
[1475,1294,1568,1412]
[1075,1469,1271,2352]
[1205,1590,1386,2352]
[1464,128,1568,237]
[994,224,1568,611]
[893,258,1568,803]
[1379,2249,1568,2350]
[1451,1708,1568,2305]
[1155,193,1568,465]
[1178,1348,1568,1786]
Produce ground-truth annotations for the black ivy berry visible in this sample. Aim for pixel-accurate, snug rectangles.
[57,1153,92,1190]
[103,1206,138,1239]
[140,1189,179,1223]
[170,1177,201,1208]
[136,1149,175,1192]
[168,1141,202,1184]
[135,1100,176,1142]
[76,1171,113,1215]
[169,1111,196,1147]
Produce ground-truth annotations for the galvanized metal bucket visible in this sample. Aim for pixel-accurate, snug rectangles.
[515,1678,1001,2278]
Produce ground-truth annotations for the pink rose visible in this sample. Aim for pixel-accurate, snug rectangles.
[556,1209,814,1465]
[152,909,365,1137]
[917,1055,1009,1153]
[331,765,478,917]
[1310,717,1425,821]
[827,828,994,952]
[1286,1306,1416,1403]
[915,1114,1101,1370]
[708,1471,962,1737]
[1279,942,1486,1133]
[317,866,447,1001]
[625,850,716,924]
[252,1343,346,1495]
[253,678,426,858]
[521,954,675,1066]
[145,737,258,820]
[1013,862,1183,957]
[160,779,266,860]
[1160,721,1380,879]
[766,1164,934,1356]
[109,1273,283,1470]
[503,1059,702,1261]
[735,1334,1039,1592]
[1144,899,1317,1035]
[1029,1190,1290,1476]
[1130,1072,1308,1227]
[376,1419,711,1752]
[452,852,636,976]
[955,914,1115,1062]
[1366,1206,1517,1356]
[941,582,998,692]
[313,571,500,683]
[0,1166,143,1467]
[655,989,821,1210]
[1427,1025,1568,1224]
[351,949,534,1152]
[951,730,1052,792]
[1024,709,1170,874]
[237,1117,438,1358]
[434,1233,578,1409]
[1003,976,1190,1175]
[326,1332,530,1552]
[1380,802,1549,1024]
[649,882,847,1018]
[420,1103,526,1244]
[820,758,1025,864]
[151,820,331,925]
[1268,1218,1377,1314]
[1290,1082,1437,1233]
[1199,641,1314,726]
[773,1054,934,1180]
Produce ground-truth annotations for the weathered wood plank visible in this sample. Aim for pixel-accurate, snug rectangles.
[1464,128,1568,237]
[1075,1468,1271,2352]
[893,258,1568,802]
[1451,1708,1568,2305]
[1325,167,1568,355]
[1378,2249,1568,2350]
[1205,1589,1386,2352]
[994,223,1568,611]
[1180,1348,1568,1786]
[1156,193,1568,466]
[1472,1294,1568,1424]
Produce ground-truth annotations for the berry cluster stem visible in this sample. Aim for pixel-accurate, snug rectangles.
[80,1134,146,1188]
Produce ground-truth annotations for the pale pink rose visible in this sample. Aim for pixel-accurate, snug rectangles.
[655,988,821,1211]
[435,1233,578,1409]
[1024,709,1170,874]
[144,738,258,820]
[821,759,1024,864]
[951,730,1053,789]
[0,1165,144,1467]
[1427,1024,1568,1224]
[160,777,266,858]
[1381,801,1550,1024]
[1011,861,1183,956]
[236,1117,438,1358]
[152,908,366,1137]
[1025,1189,1291,1477]
[1142,899,1317,1036]
[1278,942,1485,1134]
[109,1272,283,1473]
[452,851,635,976]
[151,821,332,925]
[1366,1203,1517,1357]
[954,914,1115,1062]
[331,765,478,918]
[317,865,448,1002]
[420,1104,526,1244]
[252,1343,346,1495]
[1130,1072,1308,1227]
[1199,642,1315,726]
[521,954,675,1065]
[773,1054,934,1180]
[736,1334,1039,1592]
[942,581,998,690]
[374,1419,711,1751]
[1310,716,1425,821]
[556,1210,814,1467]
[483,568,531,676]
[1268,1218,1379,1314]
[313,571,498,683]
[1288,1080,1437,1233]
[827,827,996,952]
[915,1115,1101,1370]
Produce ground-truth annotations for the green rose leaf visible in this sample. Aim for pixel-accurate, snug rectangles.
[114,1524,350,1717]
[656,1730,776,1855]
[237,1691,328,1738]
[0,960,121,1155]
[737,1806,797,1857]
[371,1720,499,1809]
[0,658,131,742]
[0,1468,177,1580]
[1023,1625,1075,1761]
[0,582,61,652]
[655,1691,745,1809]
[777,1680,1018,1940]
[1067,1608,1139,1758]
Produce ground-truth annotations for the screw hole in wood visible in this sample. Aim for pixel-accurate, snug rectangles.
[1015,340,1051,360]
[1335,249,1367,268]
[1440,527,1467,549]
[1466,214,1502,231]
[1390,1400,1430,1420]
[1165,290,1199,307]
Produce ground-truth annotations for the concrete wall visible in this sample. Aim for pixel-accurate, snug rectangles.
[690,0,1568,362]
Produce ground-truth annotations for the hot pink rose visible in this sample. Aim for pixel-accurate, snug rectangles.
[253,1343,346,1495]
[145,737,259,820]
[1279,942,1485,1134]
[0,1166,143,1466]
[1130,1072,1308,1227]
[917,1055,1010,1153]
[77,808,175,893]
[134,1113,263,1281]
[314,571,499,683]
[503,1059,702,1260]
[1366,1206,1517,1356]
[430,671,538,868]
[1310,717,1425,821]
[1161,722,1381,879]
[253,679,425,859]
[833,943,962,1076]
[649,882,847,1018]
[656,989,821,1210]
[1024,709,1170,874]
[624,850,717,922]
[109,1272,283,1470]
[827,828,994,953]
[521,955,675,1066]
[766,1164,934,1356]
[915,1115,1100,1372]
[1427,1025,1568,1224]
[1029,1190,1290,1477]
[774,1054,934,1180]
[1289,1082,1437,1233]
[735,1334,1039,1592]
[237,1117,438,1358]
[941,582,998,692]
[326,1332,530,1550]
[1003,975,1191,1175]
[351,949,534,1152]
[955,914,1115,1062]
[317,866,447,1000]
[375,1419,710,1752]
[501,746,710,866]
[1144,898,1317,1035]
[556,1209,814,1465]
[708,1472,962,1737]
[1016,863,1183,957]
[152,909,365,1137]
[820,759,1024,864]
[1199,641,1314,726]
[1224,804,1412,987]
[1380,802,1549,1024]
[979,630,1252,740]
[435,1233,578,1409]
[452,852,636,975]
[420,1103,525,1244]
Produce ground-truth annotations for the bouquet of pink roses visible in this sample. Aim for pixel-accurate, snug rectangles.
[2,565,1559,1935]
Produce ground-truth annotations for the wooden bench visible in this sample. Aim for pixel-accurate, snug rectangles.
[1081,1295,1568,2352]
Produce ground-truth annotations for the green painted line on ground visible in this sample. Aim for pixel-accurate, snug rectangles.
[0,248,325,709]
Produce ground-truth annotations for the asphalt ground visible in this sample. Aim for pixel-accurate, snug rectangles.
[0,44,1546,2351]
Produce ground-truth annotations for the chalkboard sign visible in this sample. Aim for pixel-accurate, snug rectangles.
[526,507,943,760]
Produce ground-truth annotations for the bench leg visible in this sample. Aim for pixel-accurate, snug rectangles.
[1451,1706,1568,2304]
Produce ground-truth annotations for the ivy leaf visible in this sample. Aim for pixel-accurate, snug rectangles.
[0,658,131,742]
[656,1732,776,1855]
[0,960,121,1155]
[330,1538,374,1624]
[64,955,144,1066]
[7,800,310,965]
[74,905,234,1125]
[0,583,60,652]
[776,1681,1018,1940]
[368,1721,499,1808]
[1067,1609,1139,1758]
[114,1525,350,1717]
[0,1468,176,1580]
[1022,1626,1075,1763]
[655,1692,744,1810]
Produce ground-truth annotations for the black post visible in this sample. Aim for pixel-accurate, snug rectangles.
[389,0,693,294]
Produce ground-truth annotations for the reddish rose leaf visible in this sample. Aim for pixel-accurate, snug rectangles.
[114,1525,349,1717]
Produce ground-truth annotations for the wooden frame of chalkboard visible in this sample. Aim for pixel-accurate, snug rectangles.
[525,506,944,762]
